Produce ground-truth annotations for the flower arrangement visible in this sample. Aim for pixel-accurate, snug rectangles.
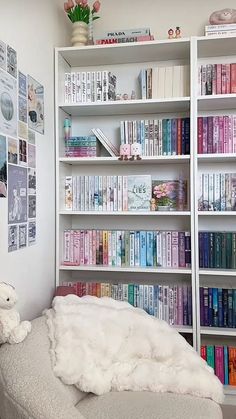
[153,182,174,207]
[64,0,101,24]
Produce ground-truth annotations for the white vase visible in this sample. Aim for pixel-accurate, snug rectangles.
[71,21,89,46]
[157,205,170,211]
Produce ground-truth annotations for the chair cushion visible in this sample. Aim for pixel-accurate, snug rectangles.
[77,391,223,419]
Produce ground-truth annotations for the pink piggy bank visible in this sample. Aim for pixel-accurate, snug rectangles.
[118,144,131,160]
[130,142,142,160]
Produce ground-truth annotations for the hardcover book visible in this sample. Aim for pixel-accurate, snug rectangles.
[152,179,187,211]
[127,175,151,211]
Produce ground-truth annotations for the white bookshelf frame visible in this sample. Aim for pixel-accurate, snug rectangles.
[55,36,236,401]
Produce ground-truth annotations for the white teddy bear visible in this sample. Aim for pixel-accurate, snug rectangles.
[0,282,31,344]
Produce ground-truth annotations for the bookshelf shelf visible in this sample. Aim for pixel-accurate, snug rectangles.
[59,210,191,216]
[59,97,191,117]
[59,265,192,274]
[198,211,236,216]
[59,155,191,165]
[224,385,236,396]
[197,154,236,163]
[197,34,236,59]
[173,326,193,333]
[198,94,236,111]
[200,327,236,337]
[199,269,236,277]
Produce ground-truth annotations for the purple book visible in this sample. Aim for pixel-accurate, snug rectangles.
[202,117,208,154]
[215,346,224,384]
[203,287,209,327]
[207,116,213,154]
[177,286,183,325]
[178,232,186,268]
[183,285,188,325]
[200,287,204,326]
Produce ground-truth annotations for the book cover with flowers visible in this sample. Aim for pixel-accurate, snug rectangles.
[152,179,188,211]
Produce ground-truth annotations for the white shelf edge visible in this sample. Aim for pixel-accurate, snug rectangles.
[197,153,236,161]
[59,265,192,274]
[59,155,191,164]
[59,211,191,216]
[224,385,236,396]
[200,327,236,336]
[173,326,193,333]
[198,211,236,216]
[198,94,236,101]
[199,269,236,277]
[59,97,190,108]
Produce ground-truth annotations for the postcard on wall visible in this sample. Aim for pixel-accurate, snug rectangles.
[8,164,27,224]
[28,220,36,246]
[0,69,17,137]
[19,138,27,166]
[19,224,27,249]
[28,75,44,135]
[18,71,27,97]
[0,135,7,197]
[28,195,36,219]
[18,121,28,140]
[7,45,17,78]
[0,40,6,71]
[28,168,36,195]
[8,225,18,252]
[28,143,36,168]
[127,175,151,211]
[18,96,27,123]
[8,137,18,164]
[28,129,35,144]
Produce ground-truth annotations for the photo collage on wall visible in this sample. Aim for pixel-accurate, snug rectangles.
[0,39,44,252]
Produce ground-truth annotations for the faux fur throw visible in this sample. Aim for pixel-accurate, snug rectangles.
[45,295,224,404]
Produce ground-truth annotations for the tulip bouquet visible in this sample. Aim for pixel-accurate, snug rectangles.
[64,0,101,24]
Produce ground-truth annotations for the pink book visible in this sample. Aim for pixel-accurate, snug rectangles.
[73,230,80,266]
[221,64,227,94]
[218,116,224,153]
[212,116,219,154]
[92,230,97,265]
[228,115,233,153]
[84,230,89,265]
[171,231,179,268]
[88,230,93,264]
[55,286,76,297]
[76,282,82,297]
[233,116,236,153]
[198,117,203,154]
[231,63,236,93]
[80,230,85,265]
[225,64,231,94]
[70,230,74,264]
[215,346,224,384]
[212,64,217,95]
[216,64,222,94]
[207,116,213,154]
[223,116,229,153]
[177,286,183,325]
[202,117,208,154]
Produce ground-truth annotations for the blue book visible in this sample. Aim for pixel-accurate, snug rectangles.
[148,285,154,315]
[154,285,159,317]
[208,287,213,327]
[224,346,229,385]
[162,119,167,155]
[143,285,149,313]
[203,287,209,326]
[228,289,233,328]
[199,232,204,268]
[140,120,145,155]
[146,231,154,266]
[140,231,147,267]
[222,289,228,327]
[133,284,139,307]
[171,118,177,155]
[184,117,190,155]
[187,286,192,326]
[134,231,140,266]
[139,69,147,100]
[218,288,223,328]
[233,289,236,328]
[203,232,209,268]
[212,288,218,327]
[166,119,171,155]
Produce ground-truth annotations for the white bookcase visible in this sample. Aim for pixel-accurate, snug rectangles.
[55,36,236,402]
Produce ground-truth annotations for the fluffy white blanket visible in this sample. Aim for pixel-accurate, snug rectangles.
[45,295,224,404]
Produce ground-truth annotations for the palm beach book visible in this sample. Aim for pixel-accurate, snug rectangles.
[91,128,119,157]
[127,175,151,211]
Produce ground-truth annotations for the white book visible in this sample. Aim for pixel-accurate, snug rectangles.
[151,67,159,99]
[86,72,91,102]
[108,231,112,266]
[129,231,135,266]
[138,284,144,309]
[158,285,163,320]
[164,66,173,98]
[116,231,122,267]
[71,72,76,103]
[72,176,77,210]
[162,231,167,267]
[91,71,96,102]
[76,72,82,102]
[203,173,209,210]
[81,72,87,102]
[91,128,119,157]
[208,173,214,211]
[117,176,122,211]
[123,284,128,302]
[156,231,162,267]
[106,176,111,211]
[113,176,117,211]
[166,231,172,267]
[65,176,72,210]
[214,173,221,211]
[96,71,102,102]
[157,66,165,98]
[102,70,108,101]
[163,285,169,323]
[172,65,181,97]
[183,65,190,96]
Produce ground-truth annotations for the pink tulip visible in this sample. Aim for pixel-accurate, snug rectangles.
[81,0,88,5]
[64,2,72,11]
[92,0,101,12]
[68,0,74,8]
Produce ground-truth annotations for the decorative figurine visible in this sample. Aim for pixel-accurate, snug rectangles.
[150,198,157,211]
[175,26,181,38]
[131,90,136,100]
[116,93,121,101]
[168,28,174,39]
[129,142,142,161]
[122,93,129,100]
[209,8,236,24]
[118,144,131,160]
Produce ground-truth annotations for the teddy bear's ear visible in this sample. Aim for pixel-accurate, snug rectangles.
[0,282,15,290]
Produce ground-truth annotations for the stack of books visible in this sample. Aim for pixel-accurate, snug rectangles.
[199,63,236,95]
[200,286,236,328]
[199,231,236,269]
[120,117,190,156]
[63,229,191,268]
[201,345,236,385]
[95,27,154,45]
[139,65,190,99]
[61,281,192,326]
[65,136,97,157]
[198,115,236,154]
[205,24,236,37]
[198,173,236,211]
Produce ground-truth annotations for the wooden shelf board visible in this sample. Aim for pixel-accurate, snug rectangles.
[59,265,192,274]
[59,155,190,165]
[56,38,190,67]
[59,97,190,116]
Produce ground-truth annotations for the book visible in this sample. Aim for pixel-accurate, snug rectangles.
[152,179,187,211]
[91,128,119,157]
[127,175,151,211]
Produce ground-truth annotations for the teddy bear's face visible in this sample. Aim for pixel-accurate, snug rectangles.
[0,282,18,310]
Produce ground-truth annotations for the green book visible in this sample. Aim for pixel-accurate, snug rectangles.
[221,232,226,269]
[226,232,232,269]
[214,232,221,269]
[207,345,215,370]
[232,233,236,269]
[128,284,134,306]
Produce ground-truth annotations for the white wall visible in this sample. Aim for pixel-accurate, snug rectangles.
[0,0,70,320]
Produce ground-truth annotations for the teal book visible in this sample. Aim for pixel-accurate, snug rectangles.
[146,231,154,266]
[213,288,218,327]
[166,119,172,155]
[140,231,147,266]
[127,175,151,211]
[128,284,134,306]
[154,285,159,317]
[224,346,229,385]
[207,345,215,370]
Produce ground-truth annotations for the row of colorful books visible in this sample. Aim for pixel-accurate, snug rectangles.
[139,65,189,100]
[198,115,236,154]
[200,287,236,328]
[65,175,188,212]
[201,345,236,385]
[199,63,236,96]
[199,231,236,269]
[120,118,190,156]
[95,27,154,44]
[61,281,192,326]
[63,230,191,268]
[64,71,117,103]
[65,136,98,157]
[198,173,236,211]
